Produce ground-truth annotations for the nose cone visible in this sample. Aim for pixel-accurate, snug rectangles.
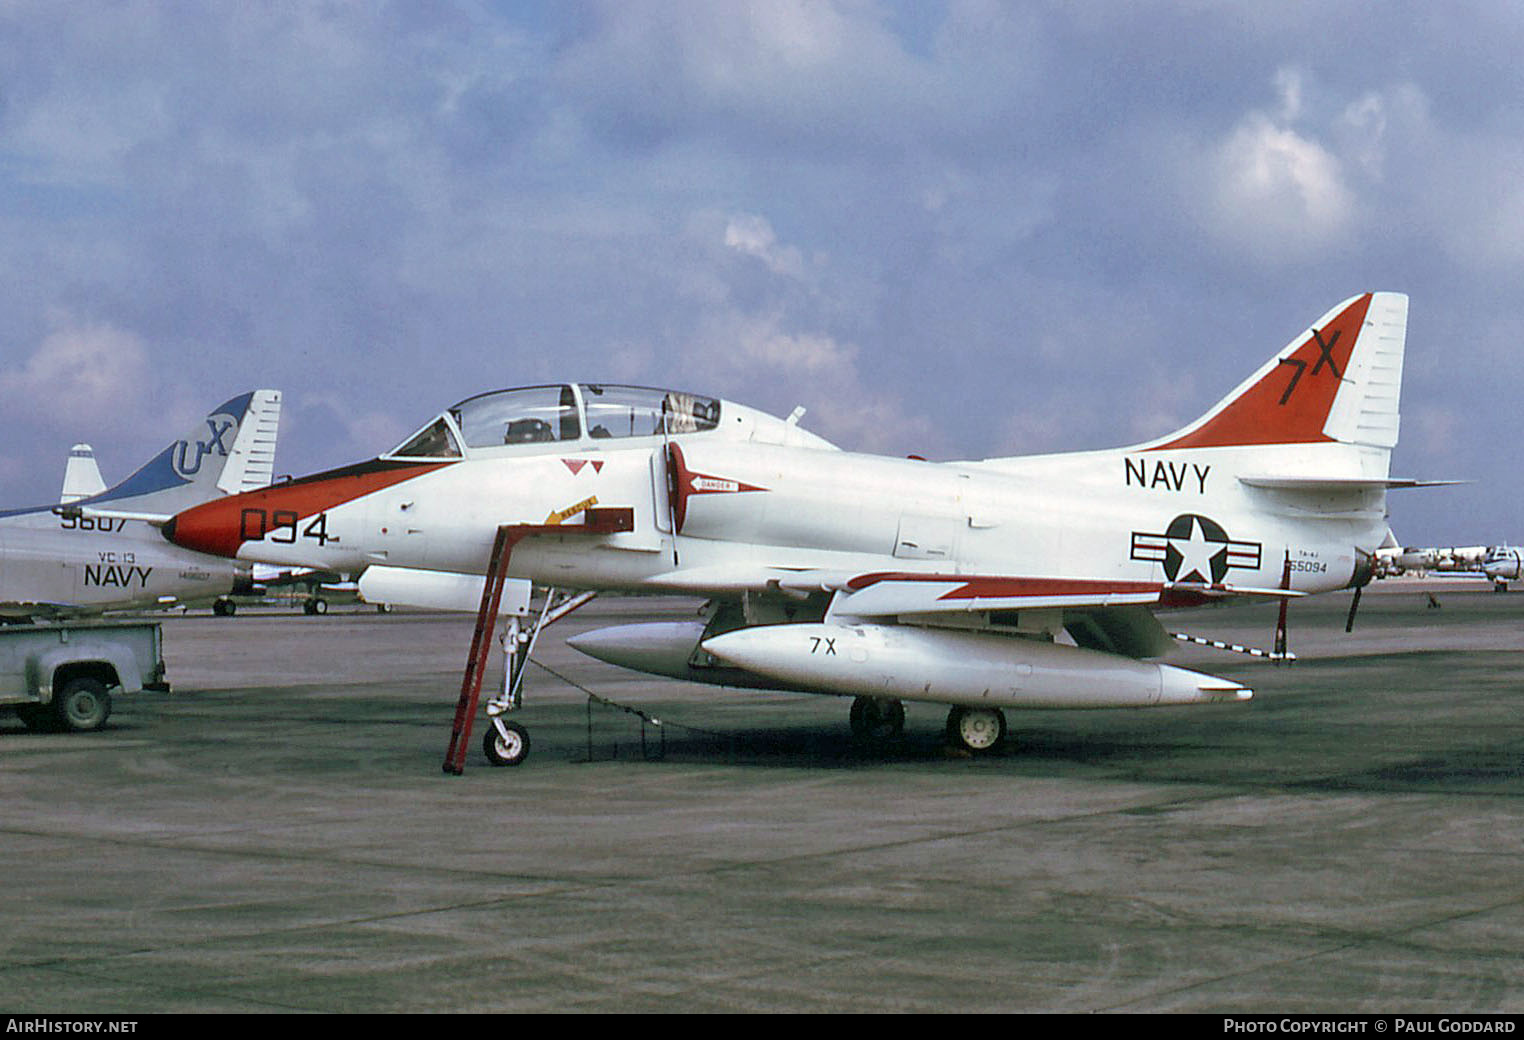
[698,627,772,672]
[569,621,709,673]
[163,457,456,559]
[163,496,251,558]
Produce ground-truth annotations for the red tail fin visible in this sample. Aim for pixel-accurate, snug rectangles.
[1148,294,1374,450]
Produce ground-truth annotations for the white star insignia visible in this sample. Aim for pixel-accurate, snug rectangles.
[1169,515,1224,583]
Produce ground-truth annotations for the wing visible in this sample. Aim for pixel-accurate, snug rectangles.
[794,571,1305,661]
[820,572,1302,616]
[638,565,1300,659]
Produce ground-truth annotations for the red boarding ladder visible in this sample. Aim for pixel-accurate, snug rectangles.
[443,507,634,775]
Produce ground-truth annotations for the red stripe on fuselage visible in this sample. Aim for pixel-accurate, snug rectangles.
[845,573,1164,600]
[165,458,454,558]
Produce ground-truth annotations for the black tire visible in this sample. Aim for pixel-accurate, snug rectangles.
[849,696,905,743]
[483,721,530,767]
[945,706,1006,754]
[52,677,112,733]
[213,598,237,617]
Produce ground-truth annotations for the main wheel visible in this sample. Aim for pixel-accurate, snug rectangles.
[52,678,112,733]
[483,721,531,767]
[849,696,906,743]
[304,597,329,615]
[213,598,237,617]
[946,706,1006,754]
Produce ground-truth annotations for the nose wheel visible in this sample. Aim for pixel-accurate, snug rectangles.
[483,719,531,767]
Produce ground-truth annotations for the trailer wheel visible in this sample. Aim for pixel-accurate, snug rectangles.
[483,721,530,766]
[52,677,112,732]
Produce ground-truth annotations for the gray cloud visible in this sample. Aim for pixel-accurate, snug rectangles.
[0,1,1519,542]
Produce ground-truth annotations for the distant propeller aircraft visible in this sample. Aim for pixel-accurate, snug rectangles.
[148,293,1439,764]
[1379,542,1524,592]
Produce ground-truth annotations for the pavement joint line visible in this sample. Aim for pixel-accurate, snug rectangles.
[0,789,1278,977]
[1097,890,1524,1013]
[0,789,1287,983]
[10,960,327,1014]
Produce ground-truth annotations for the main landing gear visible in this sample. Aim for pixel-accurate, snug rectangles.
[945,706,1007,754]
[847,696,1008,755]
[848,696,905,743]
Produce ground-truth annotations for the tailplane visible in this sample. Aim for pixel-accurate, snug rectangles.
[1141,292,1407,457]
[76,390,282,516]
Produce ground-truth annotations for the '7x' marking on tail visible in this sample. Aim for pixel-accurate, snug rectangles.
[1277,328,1344,405]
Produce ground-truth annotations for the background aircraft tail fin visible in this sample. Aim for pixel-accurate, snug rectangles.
[78,390,283,515]
[1142,292,1408,454]
[59,444,108,504]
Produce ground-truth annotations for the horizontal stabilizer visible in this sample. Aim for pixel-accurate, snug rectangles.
[64,506,174,526]
[1240,475,1465,491]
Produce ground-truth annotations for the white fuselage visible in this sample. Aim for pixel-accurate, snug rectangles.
[0,508,241,617]
[1483,547,1523,583]
[224,430,1381,601]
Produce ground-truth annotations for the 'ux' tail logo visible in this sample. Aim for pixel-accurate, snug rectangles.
[172,415,236,478]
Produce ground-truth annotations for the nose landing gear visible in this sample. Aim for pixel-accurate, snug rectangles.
[443,513,631,776]
[483,719,531,767]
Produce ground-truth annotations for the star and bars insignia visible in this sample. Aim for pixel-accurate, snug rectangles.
[1131,513,1262,583]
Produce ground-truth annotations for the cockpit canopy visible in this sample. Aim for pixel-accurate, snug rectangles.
[389,383,727,459]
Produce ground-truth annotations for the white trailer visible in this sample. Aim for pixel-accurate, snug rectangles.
[0,620,168,732]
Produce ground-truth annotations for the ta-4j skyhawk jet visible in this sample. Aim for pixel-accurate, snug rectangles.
[156,293,1431,760]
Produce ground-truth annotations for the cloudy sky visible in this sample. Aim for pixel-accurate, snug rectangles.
[2,1,1520,544]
